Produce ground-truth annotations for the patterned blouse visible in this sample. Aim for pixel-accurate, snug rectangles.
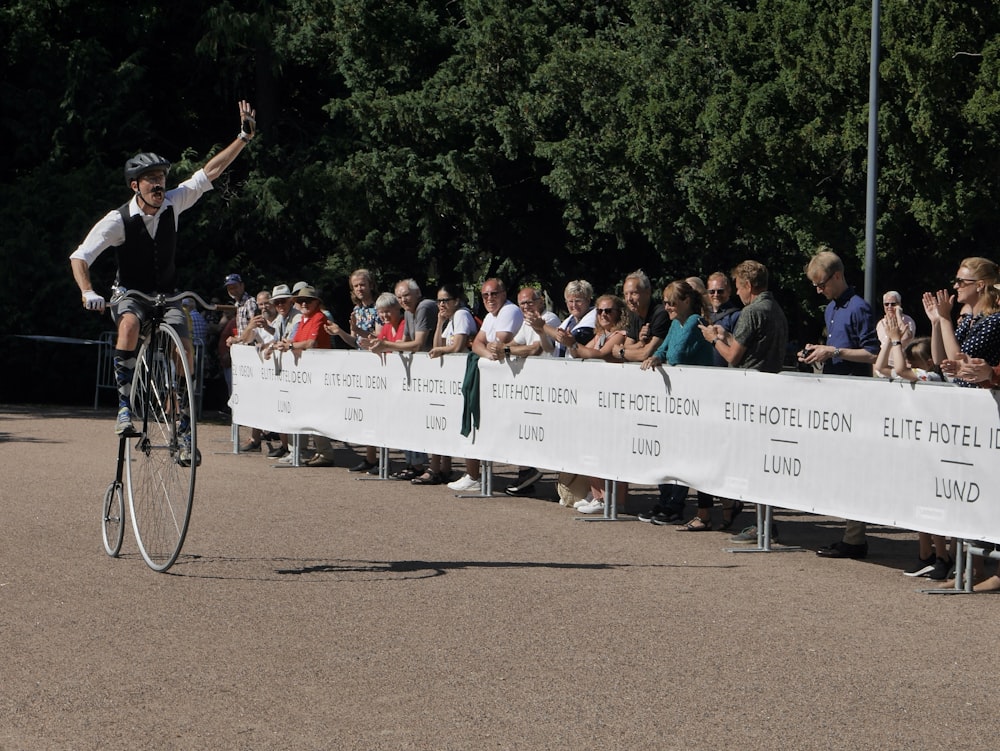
[352,303,381,336]
[954,311,1000,386]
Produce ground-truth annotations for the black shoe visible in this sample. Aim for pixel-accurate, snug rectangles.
[927,557,953,581]
[650,511,685,526]
[637,506,662,523]
[349,460,377,473]
[505,483,536,497]
[902,554,936,577]
[816,541,868,559]
[505,468,543,496]
[266,443,288,458]
[638,507,683,524]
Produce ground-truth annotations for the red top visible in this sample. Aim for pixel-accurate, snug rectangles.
[293,312,332,349]
[377,318,406,342]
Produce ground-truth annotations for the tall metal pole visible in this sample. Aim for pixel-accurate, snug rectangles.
[864,0,881,305]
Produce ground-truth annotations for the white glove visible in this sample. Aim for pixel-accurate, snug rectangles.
[82,290,106,312]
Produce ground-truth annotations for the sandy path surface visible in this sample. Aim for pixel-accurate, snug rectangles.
[1,405,995,750]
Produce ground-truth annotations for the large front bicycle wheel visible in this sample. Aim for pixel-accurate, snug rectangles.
[125,323,196,572]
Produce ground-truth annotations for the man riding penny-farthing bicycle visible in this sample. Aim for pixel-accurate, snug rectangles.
[69,100,256,571]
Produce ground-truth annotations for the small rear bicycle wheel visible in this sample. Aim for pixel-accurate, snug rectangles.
[101,481,125,557]
[126,323,196,572]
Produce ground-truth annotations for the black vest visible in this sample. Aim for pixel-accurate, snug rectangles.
[115,203,177,292]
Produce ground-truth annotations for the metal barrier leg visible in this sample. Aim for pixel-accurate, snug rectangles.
[354,446,392,481]
[379,446,389,479]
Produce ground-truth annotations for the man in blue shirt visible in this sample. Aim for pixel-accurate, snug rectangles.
[800,248,879,376]
[800,247,879,559]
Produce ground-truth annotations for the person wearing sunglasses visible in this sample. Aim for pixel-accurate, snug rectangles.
[923,257,1000,386]
[70,101,257,437]
[564,295,634,514]
[569,295,631,362]
[800,248,879,560]
[497,287,563,497]
[799,248,879,376]
[636,281,716,527]
[874,291,916,374]
[699,261,789,542]
[272,286,337,466]
[414,284,480,486]
[447,279,524,493]
[705,272,741,367]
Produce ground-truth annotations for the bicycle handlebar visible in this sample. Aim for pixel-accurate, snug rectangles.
[122,290,217,311]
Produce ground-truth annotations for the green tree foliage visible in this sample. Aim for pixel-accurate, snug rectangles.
[4,0,1000,373]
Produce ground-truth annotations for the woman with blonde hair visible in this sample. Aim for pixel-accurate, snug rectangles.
[570,294,631,360]
[922,257,1000,386]
[572,294,634,514]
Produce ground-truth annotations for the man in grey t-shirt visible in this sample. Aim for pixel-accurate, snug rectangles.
[368,278,438,354]
[702,260,787,373]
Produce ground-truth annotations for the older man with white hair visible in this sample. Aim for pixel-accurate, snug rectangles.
[875,290,917,373]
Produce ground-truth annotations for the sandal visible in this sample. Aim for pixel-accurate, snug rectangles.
[676,517,712,531]
[411,470,443,486]
[718,500,745,531]
[391,466,420,481]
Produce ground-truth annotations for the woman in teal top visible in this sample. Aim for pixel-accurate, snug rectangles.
[641,279,720,531]
[641,279,714,369]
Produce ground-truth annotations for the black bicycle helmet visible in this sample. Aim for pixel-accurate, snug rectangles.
[124,152,171,187]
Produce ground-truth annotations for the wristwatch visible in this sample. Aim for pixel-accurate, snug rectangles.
[833,347,841,358]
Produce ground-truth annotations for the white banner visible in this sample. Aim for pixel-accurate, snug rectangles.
[231,345,1000,544]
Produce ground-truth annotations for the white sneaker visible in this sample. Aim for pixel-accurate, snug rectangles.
[577,499,605,514]
[572,493,595,509]
[278,448,315,465]
[447,473,481,492]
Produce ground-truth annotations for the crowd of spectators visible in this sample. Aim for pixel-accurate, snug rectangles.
[205,248,1000,590]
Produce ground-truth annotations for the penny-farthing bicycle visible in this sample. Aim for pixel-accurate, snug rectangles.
[102,290,213,572]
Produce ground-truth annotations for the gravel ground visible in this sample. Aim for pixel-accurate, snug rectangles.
[1,404,996,750]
